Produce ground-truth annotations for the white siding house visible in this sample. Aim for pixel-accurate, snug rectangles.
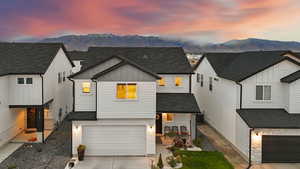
[193,51,300,164]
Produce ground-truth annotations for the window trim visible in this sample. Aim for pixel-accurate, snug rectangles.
[116,83,138,100]
[255,85,272,101]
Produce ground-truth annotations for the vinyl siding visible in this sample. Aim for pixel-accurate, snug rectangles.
[43,48,73,122]
[97,81,156,119]
[289,79,300,113]
[8,75,42,105]
[157,74,190,93]
[241,60,299,110]
[74,80,96,112]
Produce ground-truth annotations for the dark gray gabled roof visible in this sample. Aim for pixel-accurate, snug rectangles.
[194,51,300,82]
[76,47,193,74]
[157,93,201,113]
[0,43,74,76]
[68,51,88,61]
[68,111,97,121]
[237,109,300,128]
[91,56,161,80]
[281,70,300,83]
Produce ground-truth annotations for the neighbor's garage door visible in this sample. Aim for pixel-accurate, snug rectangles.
[82,125,146,156]
[262,135,300,163]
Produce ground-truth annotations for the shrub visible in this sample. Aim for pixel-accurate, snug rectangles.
[77,145,86,151]
[193,137,203,148]
[174,137,185,148]
[165,132,178,138]
[157,153,164,169]
[7,165,17,169]
[166,156,177,168]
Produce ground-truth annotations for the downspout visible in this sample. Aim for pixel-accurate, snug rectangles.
[40,74,45,143]
[68,78,75,112]
[67,77,75,157]
[92,79,98,114]
[247,128,254,169]
[189,74,192,93]
[236,82,243,109]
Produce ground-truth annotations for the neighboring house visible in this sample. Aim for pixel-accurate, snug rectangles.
[192,51,300,164]
[0,43,74,147]
[68,47,201,156]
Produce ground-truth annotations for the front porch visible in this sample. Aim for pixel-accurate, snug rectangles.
[156,93,202,145]
[9,103,55,143]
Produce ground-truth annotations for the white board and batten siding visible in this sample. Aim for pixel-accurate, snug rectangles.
[288,79,300,113]
[97,81,156,119]
[157,74,190,93]
[241,60,299,110]
[74,80,96,112]
[43,48,73,122]
[8,75,42,105]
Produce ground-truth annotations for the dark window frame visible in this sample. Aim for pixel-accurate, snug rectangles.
[26,78,33,84]
[17,78,25,84]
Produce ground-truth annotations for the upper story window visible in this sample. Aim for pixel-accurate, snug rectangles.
[63,72,66,82]
[157,78,165,86]
[17,78,24,84]
[196,73,200,82]
[175,77,182,86]
[17,78,33,85]
[256,85,271,100]
[200,74,204,87]
[209,77,213,91]
[82,82,91,93]
[26,78,33,84]
[166,113,174,122]
[58,72,62,84]
[116,83,137,99]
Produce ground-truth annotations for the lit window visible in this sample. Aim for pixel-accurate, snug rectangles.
[209,77,213,91]
[17,78,24,84]
[26,78,33,84]
[127,84,137,99]
[157,78,165,86]
[256,85,271,100]
[165,113,174,122]
[82,82,91,93]
[175,77,182,86]
[116,83,137,99]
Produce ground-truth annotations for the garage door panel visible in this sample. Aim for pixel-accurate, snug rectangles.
[82,125,146,156]
[262,135,300,163]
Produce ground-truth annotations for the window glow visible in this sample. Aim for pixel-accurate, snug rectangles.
[163,113,174,122]
[157,78,165,86]
[127,84,137,99]
[82,82,91,93]
[175,77,182,86]
[116,83,137,99]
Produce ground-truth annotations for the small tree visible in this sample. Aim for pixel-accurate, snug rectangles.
[157,153,164,169]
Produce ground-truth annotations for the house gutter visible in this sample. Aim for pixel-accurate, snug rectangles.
[247,128,254,169]
[236,82,243,109]
[68,77,75,112]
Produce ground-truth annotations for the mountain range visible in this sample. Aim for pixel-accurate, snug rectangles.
[41,34,300,53]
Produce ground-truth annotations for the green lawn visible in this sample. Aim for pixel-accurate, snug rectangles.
[176,150,234,169]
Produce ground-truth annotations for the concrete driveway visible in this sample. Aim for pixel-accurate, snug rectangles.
[73,157,152,169]
[251,164,300,169]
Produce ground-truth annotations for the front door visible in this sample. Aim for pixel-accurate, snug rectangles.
[156,113,162,134]
[27,108,36,128]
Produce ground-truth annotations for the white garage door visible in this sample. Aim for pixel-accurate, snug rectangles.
[82,125,146,156]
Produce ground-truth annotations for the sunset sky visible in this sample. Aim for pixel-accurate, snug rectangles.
[1,0,300,43]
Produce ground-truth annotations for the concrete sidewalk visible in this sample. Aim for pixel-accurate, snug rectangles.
[0,143,23,163]
[73,157,151,169]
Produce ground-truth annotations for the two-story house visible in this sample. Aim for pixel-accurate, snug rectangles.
[68,47,201,156]
[193,51,300,164]
[0,43,74,147]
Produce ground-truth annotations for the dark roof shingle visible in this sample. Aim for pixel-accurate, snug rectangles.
[281,70,300,83]
[0,43,73,76]
[195,51,300,82]
[157,93,201,113]
[237,109,300,128]
[72,47,193,74]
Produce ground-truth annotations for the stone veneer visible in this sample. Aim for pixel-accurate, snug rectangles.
[251,128,300,163]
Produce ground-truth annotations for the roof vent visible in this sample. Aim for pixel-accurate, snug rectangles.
[143,55,148,59]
